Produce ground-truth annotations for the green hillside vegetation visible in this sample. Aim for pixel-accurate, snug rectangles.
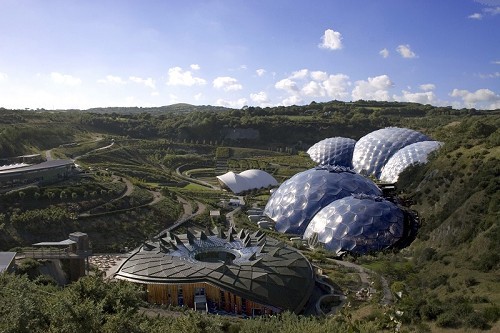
[0,101,499,331]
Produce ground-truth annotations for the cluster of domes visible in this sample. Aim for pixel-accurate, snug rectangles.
[306,127,442,181]
[264,166,381,235]
[265,127,432,255]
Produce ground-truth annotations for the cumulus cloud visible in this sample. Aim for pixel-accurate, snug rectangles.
[167,67,206,86]
[0,72,8,82]
[256,69,266,77]
[290,69,309,79]
[379,48,389,58]
[450,88,500,108]
[98,75,126,84]
[194,93,203,101]
[468,13,483,19]
[319,28,343,50]
[213,76,243,91]
[396,90,437,104]
[275,71,350,102]
[129,76,156,89]
[51,72,81,86]
[275,78,299,92]
[250,91,270,104]
[190,64,200,70]
[420,83,436,91]
[352,75,393,101]
[216,98,247,108]
[396,44,417,58]
[311,71,328,81]
[282,95,303,106]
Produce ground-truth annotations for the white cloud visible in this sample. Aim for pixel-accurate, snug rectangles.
[281,95,303,106]
[484,6,500,15]
[51,72,81,86]
[256,69,266,77]
[0,72,8,81]
[275,78,299,92]
[450,88,500,108]
[469,3,500,20]
[302,81,325,97]
[290,69,309,79]
[311,71,328,81]
[352,74,393,101]
[420,83,436,91]
[212,76,243,91]
[250,91,270,105]
[151,91,160,97]
[215,98,247,108]
[396,90,437,104]
[379,48,389,58]
[129,76,156,89]
[319,28,343,50]
[478,72,500,78]
[396,44,417,58]
[194,93,203,101]
[322,74,350,99]
[98,75,126,84]
[190,64,200,70]
[167,67,206,86]
[468,13,483,19]
[275,71,350,103]
[492,60,500,64]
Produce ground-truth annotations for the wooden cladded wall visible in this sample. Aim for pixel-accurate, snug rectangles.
[146,282,278,316]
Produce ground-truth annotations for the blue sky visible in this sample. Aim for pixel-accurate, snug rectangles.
[0,0,498,110]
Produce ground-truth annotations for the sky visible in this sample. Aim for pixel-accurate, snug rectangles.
[0,0,499,110]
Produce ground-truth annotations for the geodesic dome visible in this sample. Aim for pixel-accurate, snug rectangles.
[380,141,442,183]
[352,127,431,179]
[307,137,357,167]
[303,194,405,255]
[264,166,382,235]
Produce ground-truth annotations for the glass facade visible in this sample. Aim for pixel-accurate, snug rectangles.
[303,194,404,255]
[380,141,442,183]
[352,127,431,178]
[264,166,381,234]
[307,137,356,167]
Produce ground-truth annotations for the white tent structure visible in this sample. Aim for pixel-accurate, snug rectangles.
[217,169,278,194]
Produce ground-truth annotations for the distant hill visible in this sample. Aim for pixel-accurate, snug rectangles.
[84,103,233,114]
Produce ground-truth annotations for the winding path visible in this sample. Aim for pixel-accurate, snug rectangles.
[328,259,393,305]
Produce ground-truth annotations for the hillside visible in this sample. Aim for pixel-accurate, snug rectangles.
[0,101,498,331]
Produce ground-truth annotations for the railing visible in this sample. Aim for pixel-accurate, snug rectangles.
[22,247,92,259]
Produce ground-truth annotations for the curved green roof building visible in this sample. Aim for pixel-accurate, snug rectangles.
[114,228,315,315]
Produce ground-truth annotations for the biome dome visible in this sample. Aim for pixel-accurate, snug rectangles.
[264,166,381,235]
[306,137,357,167]
[303,194,405,255]
[380,141,442,183]
[352,127,431,179]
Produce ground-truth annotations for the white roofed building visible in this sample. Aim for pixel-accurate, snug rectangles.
[216,169,278,194]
